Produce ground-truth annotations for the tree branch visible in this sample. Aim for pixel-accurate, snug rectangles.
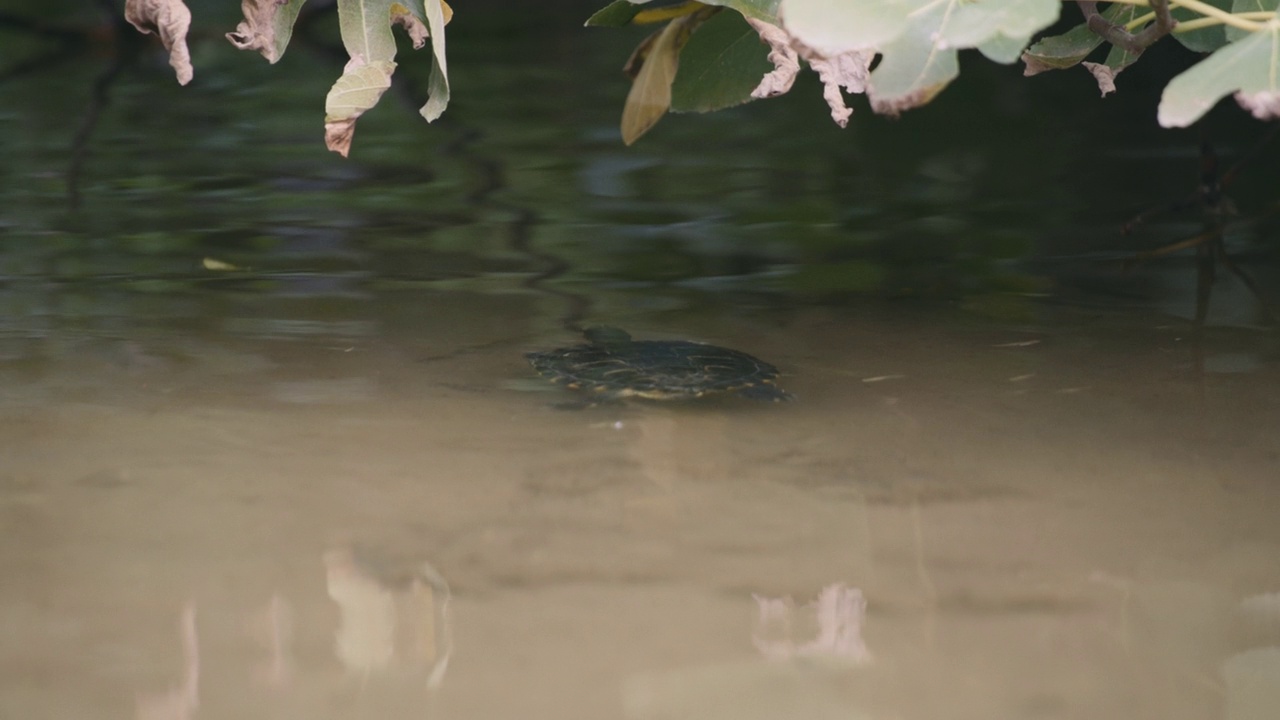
[1077,0,1177,56]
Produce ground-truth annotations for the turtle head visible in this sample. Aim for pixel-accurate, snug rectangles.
[584,326,632,347]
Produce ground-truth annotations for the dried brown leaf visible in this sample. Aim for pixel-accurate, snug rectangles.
[391,3,430,50]
[868,84,946,116]
[1082,61,1118,96]
[1235,90,1280,120]
[124,0,194,85]
[621,21,684,145]
[807,50,873,127]
[747,18,872,128]
[227,0,303,64]
[747,17,800,97]
[325,118,357,158]
[1021,53,1056,77]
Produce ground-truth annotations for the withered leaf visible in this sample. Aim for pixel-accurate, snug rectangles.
[226,0,308,64]
[621,22,684,145]
[747,17,872,127]
[1082,61,1118,96]
[391,3,430,50]
[124,0,194,85]
[620,7,716,144]
[324,59,397,157]
[1236,90,1280,120]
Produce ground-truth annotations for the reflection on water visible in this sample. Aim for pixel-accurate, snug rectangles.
[3,298,1278,720]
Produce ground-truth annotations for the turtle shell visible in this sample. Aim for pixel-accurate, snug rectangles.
[526,326,792,402]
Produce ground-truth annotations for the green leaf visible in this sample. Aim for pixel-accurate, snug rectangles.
[1229,0,1280,41]
[977,32,1029,63]
[1158,21,1280,127]
[1022,4,1139,74]
[699,0,782,22]
[326,60,396,118]
[336,0,400,65]
[671,9,773,112]
[868,2,959,114]
[325,59,397,156]
[419,0,451,122]
[226,0,308,63]
[586,0,650,27]
[1172,0,1233,52]
[869,0,1059,113]
[781,0,914,54]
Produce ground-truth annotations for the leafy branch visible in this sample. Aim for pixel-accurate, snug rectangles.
[110,0,1280,153]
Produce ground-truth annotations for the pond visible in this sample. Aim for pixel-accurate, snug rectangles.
[2,2,1279,719]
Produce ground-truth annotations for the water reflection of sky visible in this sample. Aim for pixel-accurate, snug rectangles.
[2,3,1280,720]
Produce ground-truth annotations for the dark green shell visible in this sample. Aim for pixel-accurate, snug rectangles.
[526,327,792,402]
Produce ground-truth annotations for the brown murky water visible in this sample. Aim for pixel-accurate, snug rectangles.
[3,298,1278,720]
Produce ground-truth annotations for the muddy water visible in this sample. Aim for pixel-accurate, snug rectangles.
[2,297,1278,720]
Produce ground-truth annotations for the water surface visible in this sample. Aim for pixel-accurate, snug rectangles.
[2,3,1279,719]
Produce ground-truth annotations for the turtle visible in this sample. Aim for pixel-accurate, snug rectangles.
[526,326,793,403]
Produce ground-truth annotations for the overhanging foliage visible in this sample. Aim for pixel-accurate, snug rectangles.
[122,0,1278,153]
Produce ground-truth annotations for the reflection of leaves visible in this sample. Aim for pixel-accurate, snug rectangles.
[1158,22,1280,127]
[226,0,308,63]
[124,0,193,85]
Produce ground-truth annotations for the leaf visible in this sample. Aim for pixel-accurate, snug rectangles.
[202,257,245,271]
[226,0,308,63]
[699,0,782,22]
[586,0,649,27]
[621,20,686,144]
[1229,0,1280,41]
[1235,89,1280,118]
[1172,0,1234,52]
[1158,21,1280,127]
[935,0,1060,56]
[322,0,451,154]
[977,33,1029,63]
[419,0,452,122]
[336,0,400,66]
[670,9,774,112]
[1093,33,1142,95]
[868,0,1060,112]
[867,2,959,115]
[391,3,430,49]
[1022,3,1142,75]
[123,0,194,85]
[780,0,913,55]
[588,0,721,26]
[325,59,397,157]
[1022,20,1106,75]
[747,17,873,126]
